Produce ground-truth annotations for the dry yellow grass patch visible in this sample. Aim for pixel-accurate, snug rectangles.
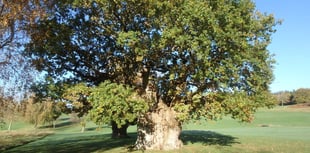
[0,129,53,151]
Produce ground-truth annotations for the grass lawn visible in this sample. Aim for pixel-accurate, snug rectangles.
[1,106,309,153]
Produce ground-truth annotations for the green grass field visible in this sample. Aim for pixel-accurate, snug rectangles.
[1,106,309,153]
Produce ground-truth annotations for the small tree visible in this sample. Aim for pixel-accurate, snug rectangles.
[88,81,148,138]
[0,91,22,131]
[273,91,293,105]
[4,97,17,131]
[24,96,42,128]
[29,77,71,128]
[24,96,62,128]
[39,99,62,128]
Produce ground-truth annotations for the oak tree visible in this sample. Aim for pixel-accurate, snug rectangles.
[26,0,279,150]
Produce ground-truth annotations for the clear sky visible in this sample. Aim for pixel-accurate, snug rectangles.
[254,0,310,92]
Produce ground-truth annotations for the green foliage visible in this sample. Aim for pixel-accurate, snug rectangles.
[63,83,92,117]
[174,103,191,122]
[65,81,148,128]
[0,120,5,129]
[26,0,279,124]
[291,88,310,104]
[31,76,71,102]
[56,101,72,114]
[187,91,275,122]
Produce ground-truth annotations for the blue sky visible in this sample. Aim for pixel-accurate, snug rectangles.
[254,0,310,92]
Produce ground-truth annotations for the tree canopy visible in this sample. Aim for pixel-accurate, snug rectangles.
[27,0,277,120]
[291,88,310,104]
[64,81,148,128]
[25,0,279,150]
[0,0,52,50]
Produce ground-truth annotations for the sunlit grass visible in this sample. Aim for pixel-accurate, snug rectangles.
[1,106,310,153]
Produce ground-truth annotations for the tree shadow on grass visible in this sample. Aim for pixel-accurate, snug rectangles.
[58,117,70,121]
[39,121,77,129]
[85,125,111,132]
[3,132,137,153]
[4,130,238,153]
[181,130,239,146]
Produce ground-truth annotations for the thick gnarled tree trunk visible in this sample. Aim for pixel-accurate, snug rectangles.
[134,102,183,150]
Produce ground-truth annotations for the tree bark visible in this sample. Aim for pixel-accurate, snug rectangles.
[80,121,86,133]
[81,125,85,133]
[111,121,129,138]
[8,119,12,131]
[134,102,183,150]
[53,120,56,128]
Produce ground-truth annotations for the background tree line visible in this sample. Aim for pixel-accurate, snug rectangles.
[0,87,64,130]
[273,88,310,105]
